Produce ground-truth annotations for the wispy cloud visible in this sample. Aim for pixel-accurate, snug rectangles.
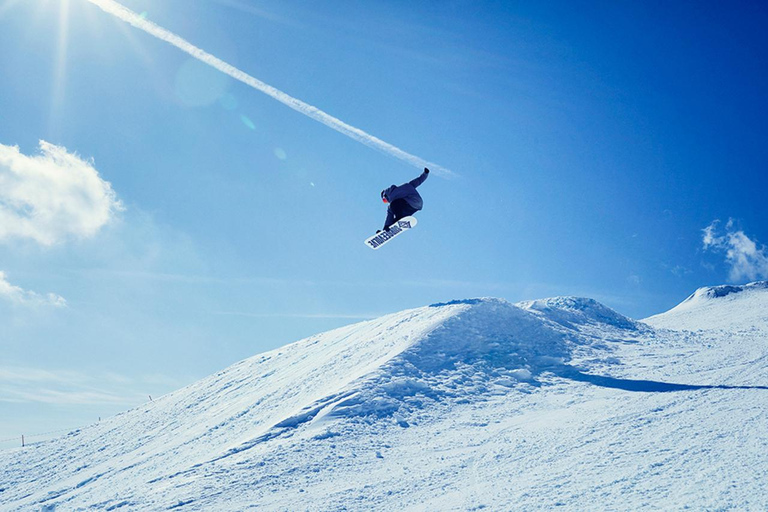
[84,0,455,178]
[0,140,123,246]
[702,219,768,282]
[69,269,510,291]
[0,365,174,405]
[0,271,66,307]
[1,388,130,406]
[212,311,378,320]
[209,0,299,26]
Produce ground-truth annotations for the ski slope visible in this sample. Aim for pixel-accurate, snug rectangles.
[2,285,767,510]
[644,281,768,331]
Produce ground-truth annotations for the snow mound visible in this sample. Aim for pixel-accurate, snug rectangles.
[429,298,487,307]
[308,298,570,424]
[517,296,639,331]
[645,281,768,331]
[0,297,618,510]
[680,281,768,303]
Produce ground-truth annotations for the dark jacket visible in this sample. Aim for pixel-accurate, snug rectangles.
[382,170,429,229]
[382,170,429,208]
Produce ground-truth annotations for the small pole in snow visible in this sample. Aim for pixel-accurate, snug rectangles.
[21,435,24,447]
[149,395,153,402]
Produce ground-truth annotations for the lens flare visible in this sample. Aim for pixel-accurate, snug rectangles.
[240,115,256,130]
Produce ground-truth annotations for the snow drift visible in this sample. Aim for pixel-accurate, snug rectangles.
[2,287,768,511]
[644,280,768,331]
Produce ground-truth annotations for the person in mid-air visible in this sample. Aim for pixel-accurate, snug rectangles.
[379,168,430,232]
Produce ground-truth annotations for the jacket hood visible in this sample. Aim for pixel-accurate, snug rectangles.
[382,185,396,200]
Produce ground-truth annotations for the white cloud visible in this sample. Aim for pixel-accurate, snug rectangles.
[0,271,66,307]
[0,388,130,406]
[0,365,171,405]
[212,310,378,320]
[0,140,123,246]
[702,219,768,282]
[670,265,692,277]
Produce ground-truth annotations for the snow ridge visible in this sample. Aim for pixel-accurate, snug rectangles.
[682,280,768,302]
[645,280,768,331]
[517,296,639,331]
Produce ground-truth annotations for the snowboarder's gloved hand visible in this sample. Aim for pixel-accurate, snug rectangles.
[424,167,430,174]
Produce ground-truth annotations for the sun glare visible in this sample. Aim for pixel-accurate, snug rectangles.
[53,0,71,95]
[47,0,72,135]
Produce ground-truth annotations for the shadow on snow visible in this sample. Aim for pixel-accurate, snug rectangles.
[554,365,768,393]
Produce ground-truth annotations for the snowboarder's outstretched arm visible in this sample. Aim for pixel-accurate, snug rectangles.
[409,168,430,188]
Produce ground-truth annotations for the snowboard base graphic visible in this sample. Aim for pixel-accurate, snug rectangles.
[364,216,418,250]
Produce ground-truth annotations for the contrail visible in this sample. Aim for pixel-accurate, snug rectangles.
[84,0,455,178]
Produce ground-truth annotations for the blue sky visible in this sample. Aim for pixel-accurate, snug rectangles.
[1,0,767,441]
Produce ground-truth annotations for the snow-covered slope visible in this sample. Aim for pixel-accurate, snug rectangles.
[2,292,768,511]
[644,281,768,331]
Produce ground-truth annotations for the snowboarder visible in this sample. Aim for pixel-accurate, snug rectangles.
[378,168,429,232]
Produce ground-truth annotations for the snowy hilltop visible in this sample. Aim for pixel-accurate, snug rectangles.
[2,285,768,510]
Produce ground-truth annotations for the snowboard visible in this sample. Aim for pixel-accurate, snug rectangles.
[364,216,418,250]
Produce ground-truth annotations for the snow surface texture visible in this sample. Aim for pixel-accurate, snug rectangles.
[2,286,768,510]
